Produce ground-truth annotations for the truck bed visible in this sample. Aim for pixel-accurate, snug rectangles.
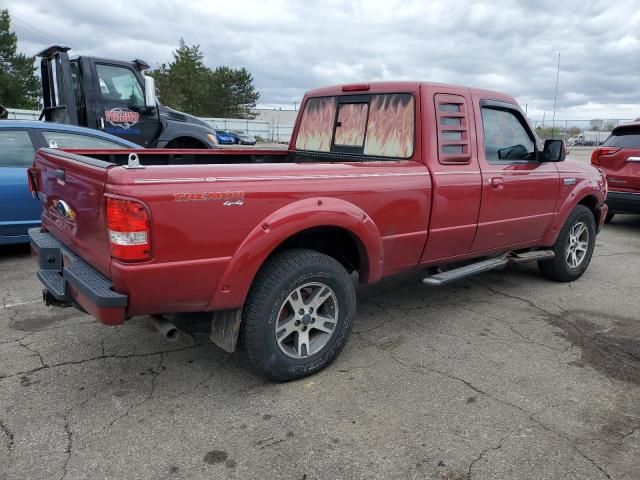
[30,147,431,321]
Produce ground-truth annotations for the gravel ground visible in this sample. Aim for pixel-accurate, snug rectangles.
[1,214,639,480]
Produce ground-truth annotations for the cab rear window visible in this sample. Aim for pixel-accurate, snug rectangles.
[603,128,640,148]
[295,93,414,159]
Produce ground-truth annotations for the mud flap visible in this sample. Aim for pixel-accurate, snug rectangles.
[209,309,243,353]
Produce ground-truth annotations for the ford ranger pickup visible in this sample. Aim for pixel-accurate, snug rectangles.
[28,82,608,381]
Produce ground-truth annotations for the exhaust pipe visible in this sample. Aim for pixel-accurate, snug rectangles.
[151,315,180,342]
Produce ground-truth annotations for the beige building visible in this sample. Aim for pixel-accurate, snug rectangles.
[252,108,299,127]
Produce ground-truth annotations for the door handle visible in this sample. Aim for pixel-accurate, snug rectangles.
[627,156,640,162]
[53,169,65,182]
[490,177,504,188]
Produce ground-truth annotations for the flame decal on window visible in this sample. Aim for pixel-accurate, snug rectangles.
[295,97,336,152]
[365,94,414,158]
[295,93,414,158]
[334,103,368,147]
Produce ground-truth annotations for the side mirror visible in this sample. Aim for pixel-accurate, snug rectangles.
[143,75,157,109]
[541,139,566,162]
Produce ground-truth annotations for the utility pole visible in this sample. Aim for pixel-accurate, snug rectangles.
[551,52,561,138]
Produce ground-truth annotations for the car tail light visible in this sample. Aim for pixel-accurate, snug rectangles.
[591,147,620,165]
[106,197,151,261]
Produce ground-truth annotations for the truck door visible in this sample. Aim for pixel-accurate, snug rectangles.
[91,62,161,147]
[470,99,559,252]
[421,91,483,262]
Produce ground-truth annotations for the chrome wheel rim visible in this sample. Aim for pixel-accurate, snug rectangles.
[274,282,339,359]
[565,221,589,268]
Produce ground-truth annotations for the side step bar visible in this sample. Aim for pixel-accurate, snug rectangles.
[422,250,555,287]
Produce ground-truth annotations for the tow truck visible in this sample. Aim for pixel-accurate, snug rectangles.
[37,45,219,148]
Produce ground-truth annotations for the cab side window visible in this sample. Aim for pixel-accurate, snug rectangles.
[95,64,144,107]
[482,107,536,163]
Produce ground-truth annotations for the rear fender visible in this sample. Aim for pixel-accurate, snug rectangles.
[207,197,383,310]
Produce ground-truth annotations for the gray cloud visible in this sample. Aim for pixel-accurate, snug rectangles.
[6,0,640,119]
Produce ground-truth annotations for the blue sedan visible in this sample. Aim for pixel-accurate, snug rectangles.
[215,130,236,145]
[0,121,139,245]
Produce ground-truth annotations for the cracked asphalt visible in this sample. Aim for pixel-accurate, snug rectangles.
[1,215,639,480]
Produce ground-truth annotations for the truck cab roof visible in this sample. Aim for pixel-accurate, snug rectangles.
[304,81,518,105]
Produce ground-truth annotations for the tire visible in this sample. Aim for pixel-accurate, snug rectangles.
[239,248,356,381]
[605,212,615,223]
[538,205,596,282]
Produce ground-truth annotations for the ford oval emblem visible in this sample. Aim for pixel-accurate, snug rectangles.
[53,199,76,219]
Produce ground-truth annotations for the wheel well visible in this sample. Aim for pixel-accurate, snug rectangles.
[165,136,207,149]
[272,227,368,281]
[578,195,599,221]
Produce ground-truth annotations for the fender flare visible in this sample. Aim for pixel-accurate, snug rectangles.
[542,184,604,246]
[207,197,384,310]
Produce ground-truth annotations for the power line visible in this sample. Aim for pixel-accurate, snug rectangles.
[11,14,89,56]
[11,15,59,45]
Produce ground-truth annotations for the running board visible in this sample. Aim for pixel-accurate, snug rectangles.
[422,250,555,287]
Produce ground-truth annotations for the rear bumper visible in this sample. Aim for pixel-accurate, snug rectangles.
[606,191,640,214]
[29,228,127,325]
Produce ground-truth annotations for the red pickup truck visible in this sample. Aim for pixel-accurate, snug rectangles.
[28,82,608,381]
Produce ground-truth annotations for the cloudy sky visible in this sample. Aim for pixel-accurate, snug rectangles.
[6,0,640,121]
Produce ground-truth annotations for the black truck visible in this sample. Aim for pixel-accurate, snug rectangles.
[38,45,219,148]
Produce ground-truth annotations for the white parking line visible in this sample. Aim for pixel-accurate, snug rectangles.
[0,300,40,309]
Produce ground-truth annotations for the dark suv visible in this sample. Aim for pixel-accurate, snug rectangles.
[592,122,640,222]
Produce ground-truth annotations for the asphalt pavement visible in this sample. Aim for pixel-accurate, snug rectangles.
[1,215,639,480]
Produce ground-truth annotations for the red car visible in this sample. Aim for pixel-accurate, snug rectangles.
[28,82,607,381]
[591,121,640,221]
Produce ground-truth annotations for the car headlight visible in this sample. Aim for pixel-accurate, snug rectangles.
[207,133,218,144]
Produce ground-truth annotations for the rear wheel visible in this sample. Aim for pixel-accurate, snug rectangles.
[538,205,596,282]
[239,249,356,381]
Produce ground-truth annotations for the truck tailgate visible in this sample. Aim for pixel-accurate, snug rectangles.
[34,149,113,277]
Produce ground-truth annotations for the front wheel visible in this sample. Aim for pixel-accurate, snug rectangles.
[538,205,596,282]
[239,249,356,381]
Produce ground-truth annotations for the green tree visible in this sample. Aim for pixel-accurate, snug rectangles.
[0,9,41,109]
[151,40,260,119]
[207,66,259,118]
[150,39,210,116]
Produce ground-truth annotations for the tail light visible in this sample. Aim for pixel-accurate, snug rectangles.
[27,168,39,199]
[106,197,151,261]
[591,147,620,165]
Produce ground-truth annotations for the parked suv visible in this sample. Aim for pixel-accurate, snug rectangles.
[592,122,640,221]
